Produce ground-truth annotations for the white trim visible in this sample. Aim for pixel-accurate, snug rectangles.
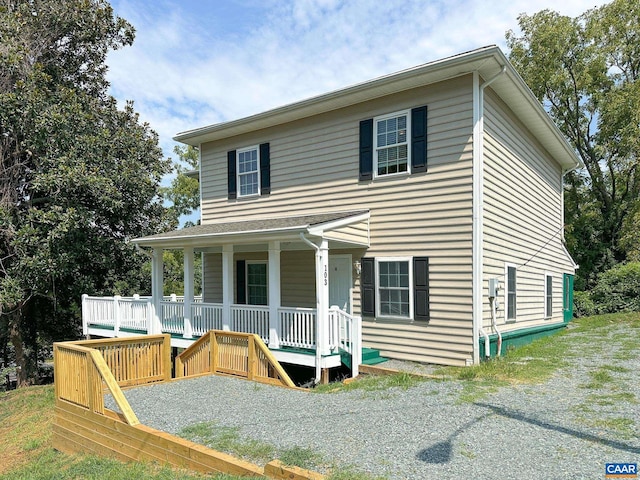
[373,109,411,179]
[375,257,413,321]
[307,211,370,236]
[472,71,482,364]
[504,262,517,323]
[544,272,553,319]
[329,254,353,315]
[245,260,268,305]
[236,145,261,198]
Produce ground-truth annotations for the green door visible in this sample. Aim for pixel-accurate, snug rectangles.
[563,274,574,322]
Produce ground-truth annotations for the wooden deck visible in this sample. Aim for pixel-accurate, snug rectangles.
[52,333,322,479]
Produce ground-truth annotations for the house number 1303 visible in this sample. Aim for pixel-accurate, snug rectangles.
[324,265,328,286]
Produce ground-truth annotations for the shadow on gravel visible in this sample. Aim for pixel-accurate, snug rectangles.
[417,414,491,464]
[475,402,640,455]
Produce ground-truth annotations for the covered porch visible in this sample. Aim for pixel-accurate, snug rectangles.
[82,210,374,379]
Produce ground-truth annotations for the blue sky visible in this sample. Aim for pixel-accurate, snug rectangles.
[105,0,607,222]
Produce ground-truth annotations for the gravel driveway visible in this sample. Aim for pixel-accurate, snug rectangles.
[111,321,640,479]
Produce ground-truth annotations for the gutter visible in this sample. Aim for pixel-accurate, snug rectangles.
[472,66,506,365]
[299,233,323,385]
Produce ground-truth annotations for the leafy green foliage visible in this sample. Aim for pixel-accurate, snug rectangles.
[573,290,596,317]
[506,0,640,289]
[0,0,173,384]
[590,262,640,313]
[162,145,201,221]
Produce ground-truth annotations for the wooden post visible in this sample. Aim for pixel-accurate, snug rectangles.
[210,331,218,374]
[162,334,172,381]
[86,353,95,412]
[247,336,255,381]
[320,368,330,385]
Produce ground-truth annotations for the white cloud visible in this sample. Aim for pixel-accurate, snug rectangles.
[106,0,609,161]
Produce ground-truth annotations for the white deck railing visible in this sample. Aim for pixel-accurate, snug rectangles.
[278,307,316,349]
[82,296,361,374]
[329,306,362,377]
[192,302,223,336]
[230,305,269,342]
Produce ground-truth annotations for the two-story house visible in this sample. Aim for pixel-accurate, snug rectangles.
[83,46,580,379]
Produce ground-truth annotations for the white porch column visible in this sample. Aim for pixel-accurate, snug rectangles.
[151,248,164,335]
[268,241,281,349]
[222,244,233,331]
[317,238,330,356]
[183,247,194,338]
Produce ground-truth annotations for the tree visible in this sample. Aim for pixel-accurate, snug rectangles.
[158,145,203,296]
[162,145,201,222]
[506,0,640,289]
[0,0,173,385]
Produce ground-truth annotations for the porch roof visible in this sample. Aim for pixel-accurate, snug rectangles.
[132,210,370,250]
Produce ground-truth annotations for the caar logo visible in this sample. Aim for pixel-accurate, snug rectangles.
[606,463,637,478]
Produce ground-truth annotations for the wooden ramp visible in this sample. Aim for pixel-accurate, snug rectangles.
[175,330,297,389]
[52,334,319,479]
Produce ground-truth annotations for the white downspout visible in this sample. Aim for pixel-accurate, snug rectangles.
[299,232,323,385]
[472,66,506,364]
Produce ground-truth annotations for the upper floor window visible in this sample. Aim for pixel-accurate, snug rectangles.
[227,143,270,200]
[237,146,260,197]
[374,110,410,177]
[360,106,426,181]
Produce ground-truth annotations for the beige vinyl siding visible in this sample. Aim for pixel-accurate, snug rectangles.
[482,89,574,332]
[202,253,222,303]
[199,75,475,366]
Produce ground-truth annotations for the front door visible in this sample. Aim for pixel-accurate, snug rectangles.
[329,255,352,313]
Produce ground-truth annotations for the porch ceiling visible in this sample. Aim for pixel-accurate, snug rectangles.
[131,210,370,250]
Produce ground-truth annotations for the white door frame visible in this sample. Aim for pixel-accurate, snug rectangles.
[329,254,353,314]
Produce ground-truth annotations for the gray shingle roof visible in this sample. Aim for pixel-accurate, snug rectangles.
[133,210,369,243]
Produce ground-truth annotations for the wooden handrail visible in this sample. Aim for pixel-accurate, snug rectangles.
[176,330,296,388]
[54,342,139,425]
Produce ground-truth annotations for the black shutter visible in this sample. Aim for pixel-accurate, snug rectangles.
[361,257,375,316]
[259,142,270,195]
[227,150,237,199]
[413,257,430,321]
[236,260,246,304]
[359,119,373,181]
[411,106,427,173]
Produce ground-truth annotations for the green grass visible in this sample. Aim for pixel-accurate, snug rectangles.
[178,421,384,479]
[313,371,428,394]
[178,422,276,463]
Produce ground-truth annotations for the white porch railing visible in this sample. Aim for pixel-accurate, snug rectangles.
[160,301,185,335]
[192,302,223,336]
[329,306,362,377]
[278,307,316,349]
[231,305,269,343]
[81,295,152,335]
[82,296,362,375]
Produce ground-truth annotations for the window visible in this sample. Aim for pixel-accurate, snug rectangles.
[545,274,553,318]
[237,146,260,197]
[374,111,410,177]
[506,264,517,321]
[377,259,412,318]
[246,262,267,305]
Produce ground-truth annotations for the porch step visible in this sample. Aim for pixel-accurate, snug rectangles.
[341,347,387,369]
